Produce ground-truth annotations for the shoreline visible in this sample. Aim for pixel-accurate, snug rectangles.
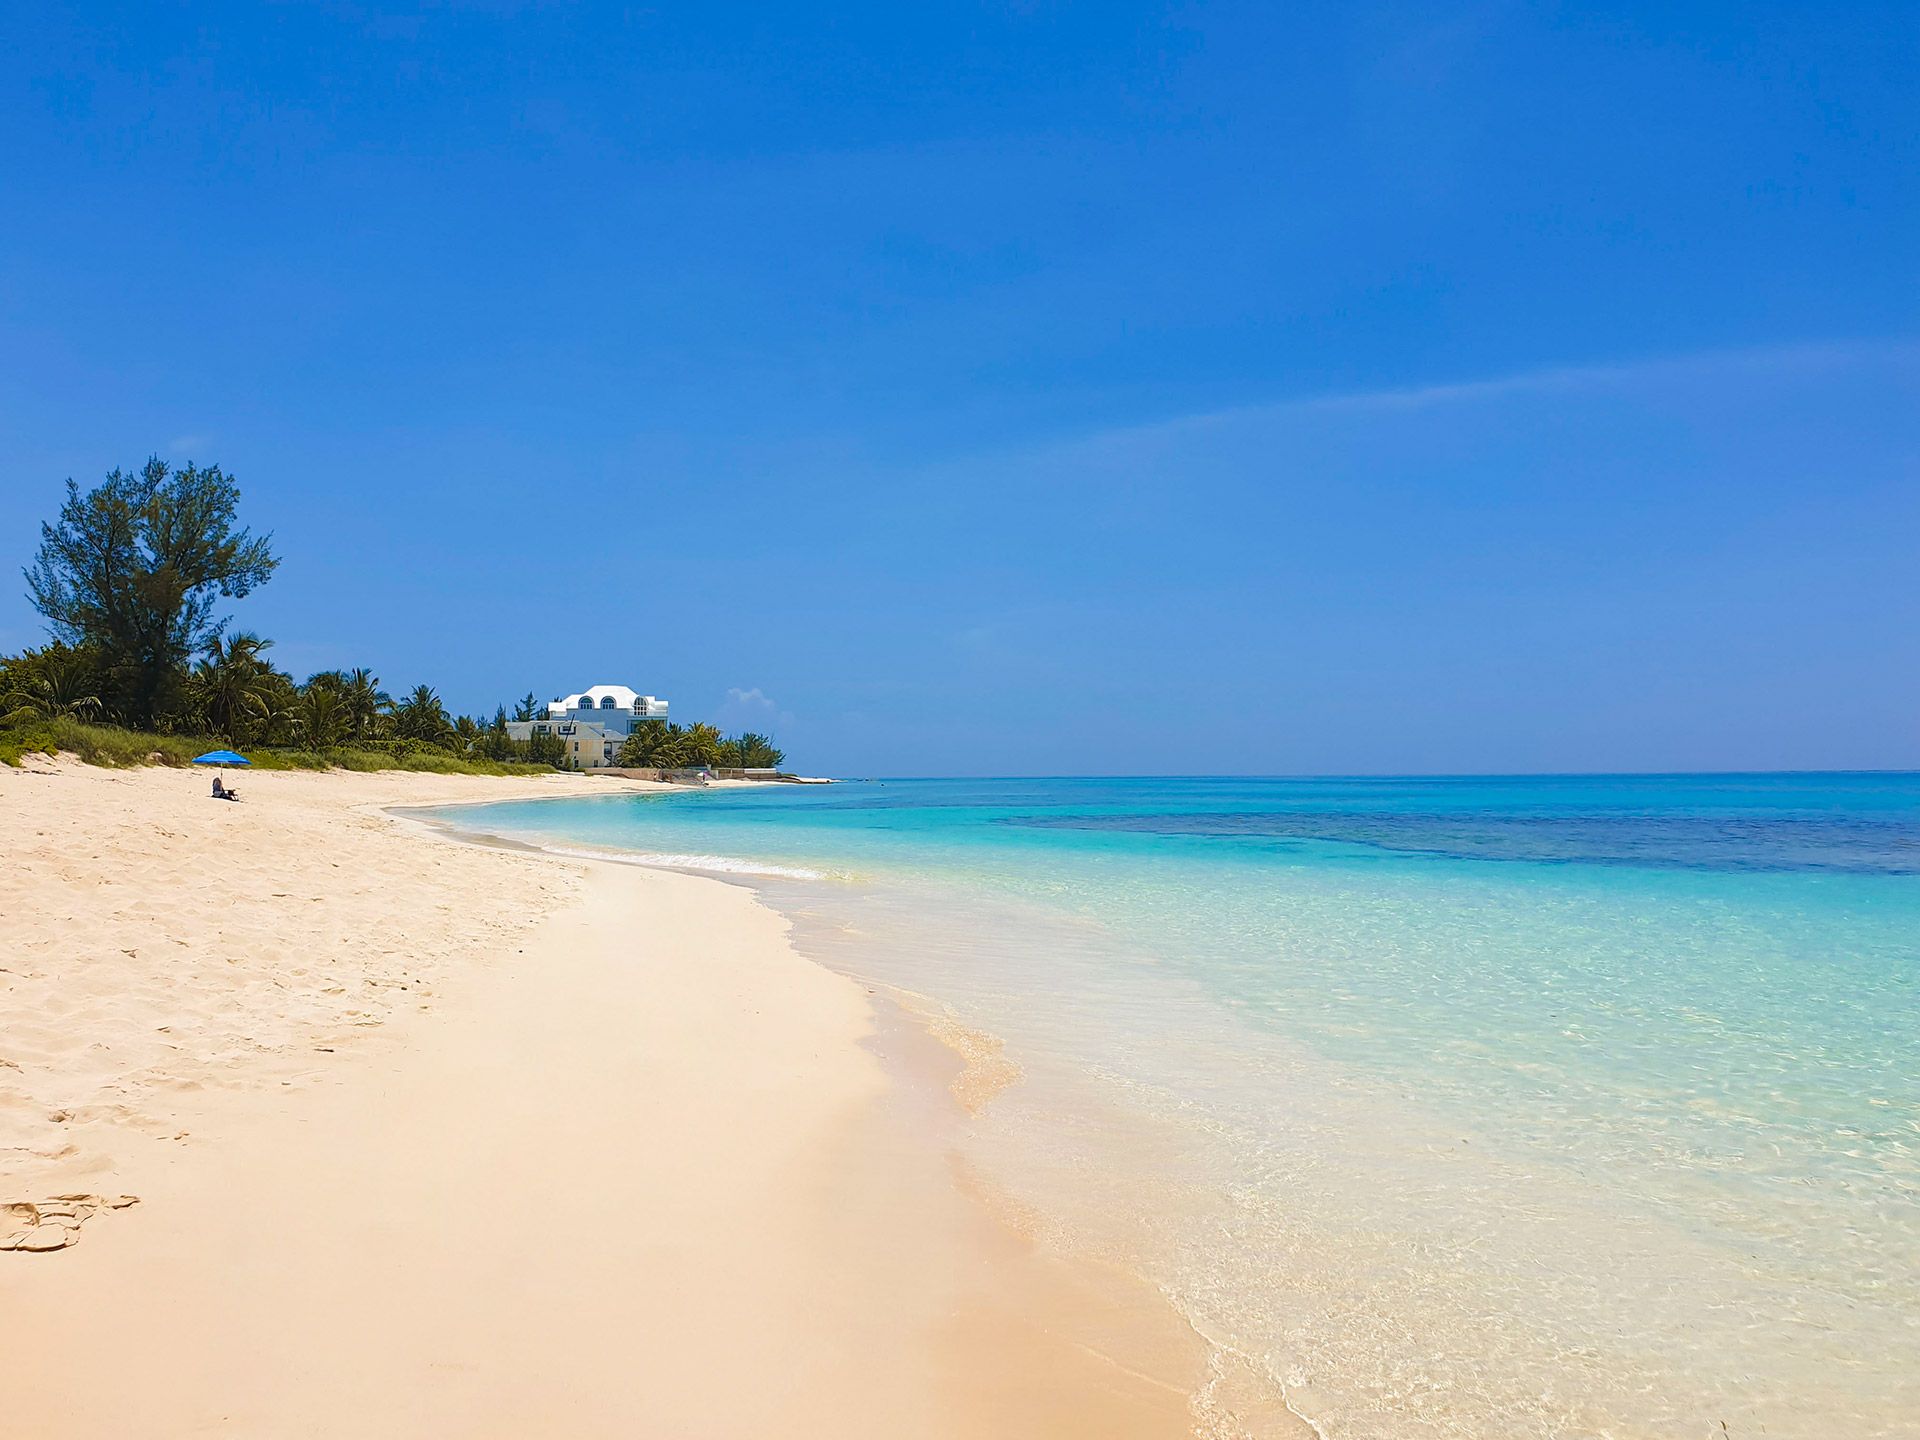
[2,760,1213,1436]
[417,775,1920,1439]
[407,784,1329,1439]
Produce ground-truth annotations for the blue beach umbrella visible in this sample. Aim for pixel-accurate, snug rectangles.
[192,750,251,789]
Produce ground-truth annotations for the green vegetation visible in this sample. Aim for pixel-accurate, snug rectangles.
[26,458,278,729]
[5,458,792,775]
[0,716,551,775]
[614,722,786,771]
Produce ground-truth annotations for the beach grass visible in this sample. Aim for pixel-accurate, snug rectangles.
[0,717,553,776]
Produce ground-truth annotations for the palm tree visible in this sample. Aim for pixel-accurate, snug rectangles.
[189,632,277,743]
[682,722,723,768]
[615,720,722,770]
[339,668,391,742]
[254,671,301,747]
[721,732,785,768]
[614,719,673,768]
[392,684,454,745]
[2,650,101,725]
[293,684,349,751]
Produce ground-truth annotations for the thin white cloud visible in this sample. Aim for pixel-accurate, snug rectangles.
[1079,336,1920,450]
[718,687,793,732]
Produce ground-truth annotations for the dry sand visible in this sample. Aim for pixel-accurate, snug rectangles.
[1,759,1208,1437]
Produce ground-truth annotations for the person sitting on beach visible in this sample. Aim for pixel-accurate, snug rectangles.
[211,776,240,802]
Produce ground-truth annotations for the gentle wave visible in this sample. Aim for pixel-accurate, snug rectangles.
[533,843,826,880]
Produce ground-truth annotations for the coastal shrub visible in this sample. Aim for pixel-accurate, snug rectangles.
[234,746,548,776]
[0,718,213,767]
[0,719,549,776]
[0,732,58,767]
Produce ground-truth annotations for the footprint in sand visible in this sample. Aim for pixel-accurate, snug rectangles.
[0,1194,139,1253]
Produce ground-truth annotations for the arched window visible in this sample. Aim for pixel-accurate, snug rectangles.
[599,695,616,709]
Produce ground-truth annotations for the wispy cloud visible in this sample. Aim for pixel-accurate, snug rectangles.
[1079,337,1920,450]
[718,686,793,732]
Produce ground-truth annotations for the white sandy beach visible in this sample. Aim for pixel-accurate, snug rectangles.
[1,760,1208,1437]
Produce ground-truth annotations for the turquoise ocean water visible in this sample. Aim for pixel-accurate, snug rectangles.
[428,775,1920,1438]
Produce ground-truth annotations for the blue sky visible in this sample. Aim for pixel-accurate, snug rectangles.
[2,1,1915,775]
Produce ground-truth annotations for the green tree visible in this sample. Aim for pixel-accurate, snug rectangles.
[24,458,278,727]
[188,632,280,743]
[521,729,568,767]
[338,668,391,742]
[615,719,726,770]
[720,732,786,769]
[392,684,454,746]
[0,644,103,725]
[300,669,388,742]
[682,722,723,768]
[293,683,350,751]
[473,708,518,763]
[512,692,540,722]
[257,670,301,746]
[615,719,678,768]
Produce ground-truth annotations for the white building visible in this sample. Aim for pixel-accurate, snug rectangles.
[542,684,668,737]
[503,682,670,769]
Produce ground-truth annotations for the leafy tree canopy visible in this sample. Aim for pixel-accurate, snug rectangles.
[187,631,282,745]
[721,732,786,769]
[618,720,782,772]
[0,642,104,726]
[391,683,453,743]
[25,458,278,726]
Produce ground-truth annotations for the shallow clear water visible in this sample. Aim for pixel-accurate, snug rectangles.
[429,775,1920,1438]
